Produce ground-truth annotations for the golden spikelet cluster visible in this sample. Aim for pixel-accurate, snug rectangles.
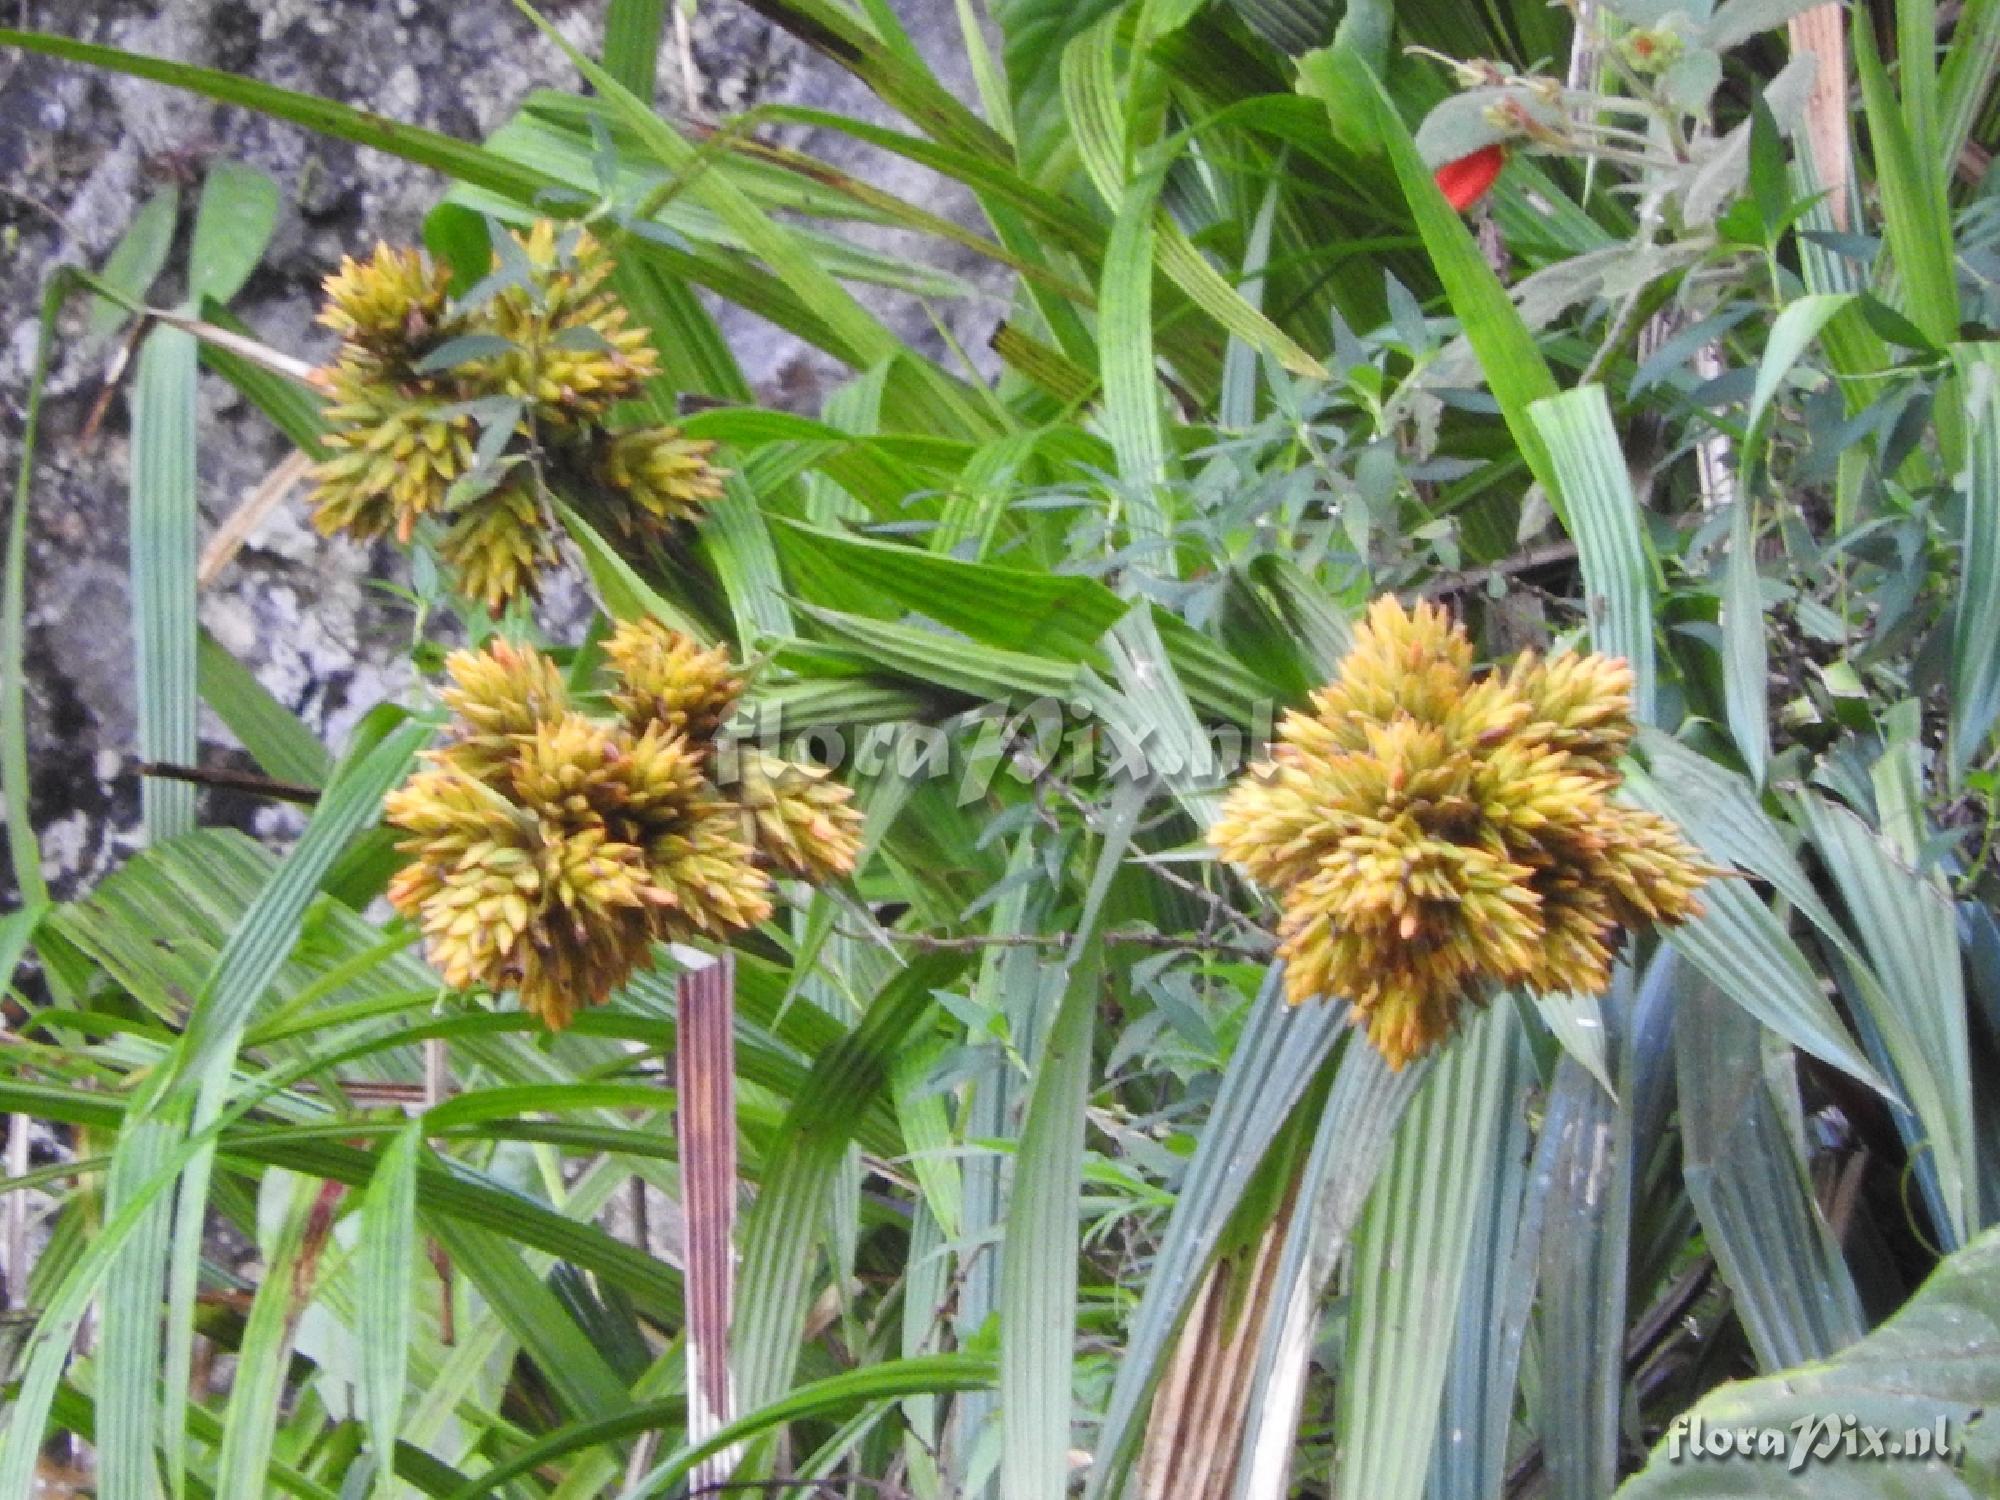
[385,620,863,1029]
[311,224,725,612]
[1211,596,1719,1069]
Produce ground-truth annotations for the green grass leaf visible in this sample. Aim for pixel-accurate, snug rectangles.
[625,1356,1000,1499]
[214,1170,325,1497]
[360,1122,422,1496]
[131,325,201,844]
[196,629,334,789]
[795,604,1086,701]
[1661,876,1886,1094]
[1721,500,1771,786]
[1796,794,1976,1248]
[87,187,180,338]
[1938,0,2000,178]
[1949,345,2000,780]
[187,161,280,308]
[1853,8,1961,463]
[1425,1016,1536,1499]
[0,28,555,201]
[602,0,666,97]
[733,953,966,1410]
[998,777,1141,1500]
[1098,169,1175,554]
[1673,963,1866,1371]
[513,1,904,370]
[555,499,714,642]
[1534,1029,1633,1500]
[774,517,1129,661]
[1530,386,1657,719]
[1338,1002,1520,1500]
[2,279,70,908]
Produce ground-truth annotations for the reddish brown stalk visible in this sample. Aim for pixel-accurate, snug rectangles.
[679,952,740,1490]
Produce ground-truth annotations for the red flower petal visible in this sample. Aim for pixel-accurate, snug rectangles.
[1433,144,1507,212]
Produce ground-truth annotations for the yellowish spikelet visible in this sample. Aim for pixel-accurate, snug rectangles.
[1212,594,1721,1068]
[311,358,476,541]
[598,427,727,531]
[733,751,866,884]
[318,242,451,350]
[436,478,561,617]
[602,617,742,744]
[485,224,659,422]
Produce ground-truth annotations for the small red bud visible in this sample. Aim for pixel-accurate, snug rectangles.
[1433,144,1507,212]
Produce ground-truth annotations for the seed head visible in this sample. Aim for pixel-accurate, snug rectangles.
[1212,595,1719,1068]
[387,629,856,1028]
[733,751,866,884]
[309,223,724,611]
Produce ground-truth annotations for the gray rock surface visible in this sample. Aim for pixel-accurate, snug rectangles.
[0,0,999,901]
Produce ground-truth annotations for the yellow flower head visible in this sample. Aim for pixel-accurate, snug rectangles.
[435,475,561,619]
[1212,595,1718,1068]
[308,223,724,612]
[386,628,858,1028]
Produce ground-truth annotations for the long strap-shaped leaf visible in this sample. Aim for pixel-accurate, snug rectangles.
[1530,385,1658,722]
[998,775,1144,1500]
[1534,1049,1630,1500]
[155,722,429,1494]
[1231,1035,1431,1498]
[1674,965,1866,1370]
[1938,0,2000,179]
[625,1355,998,1499]
[1087,972,1350,1500]
[212,1172,333,1497]
[1335,1002,1521,1500]
[1949,345,2000,780]
[358,1122,421,1498]
[130,325,200,845]
[3,279,71,910]
[1854,3,1961,466]
[515,1,903,372]
[732,950,966,1411]
[1797,794,1976,1249]
[1059,13,1325,382]
[1426,1011,1537,1500]
[0,29,553,201]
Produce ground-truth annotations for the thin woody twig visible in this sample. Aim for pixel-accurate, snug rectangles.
[1419,541,1581,600]
[136,761,322,806]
